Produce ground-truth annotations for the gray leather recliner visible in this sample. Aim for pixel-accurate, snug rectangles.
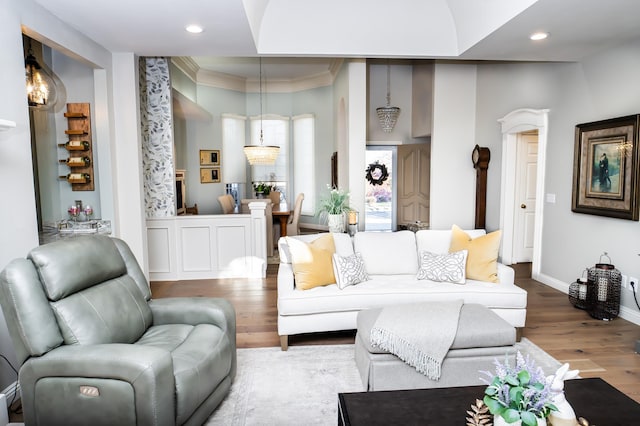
[0,235,236,425]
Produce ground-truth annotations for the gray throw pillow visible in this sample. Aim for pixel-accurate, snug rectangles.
[416,250,467,284]
[332,252,369,289]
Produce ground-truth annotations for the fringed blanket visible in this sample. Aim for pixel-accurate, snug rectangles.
[369,300,463,380]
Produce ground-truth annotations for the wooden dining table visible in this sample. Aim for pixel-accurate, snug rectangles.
[272,203,292,237]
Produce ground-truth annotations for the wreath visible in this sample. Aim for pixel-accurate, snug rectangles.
[365,161,389,186]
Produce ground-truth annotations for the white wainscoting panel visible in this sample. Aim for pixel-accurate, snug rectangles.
[147,223,176,280]
[180,225,213,272]
[146,205,267,281]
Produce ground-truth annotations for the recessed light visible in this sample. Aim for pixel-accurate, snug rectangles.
[186,25,204,34]
[530,32,548,41]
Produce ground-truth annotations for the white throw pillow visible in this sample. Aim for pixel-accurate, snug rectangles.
[332,252,369,289]
[416,250,468,284]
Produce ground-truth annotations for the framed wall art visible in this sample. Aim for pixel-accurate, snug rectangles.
[200,149,220,166]
[200,167,221,184]
[572,114,640,220]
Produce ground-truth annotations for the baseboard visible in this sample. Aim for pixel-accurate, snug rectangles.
[535,272,640,326]
[534,272,568,293]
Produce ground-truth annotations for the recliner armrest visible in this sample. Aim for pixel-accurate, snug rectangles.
[149,297,235,332]
[20,344,175,426]
[149,297,237,378]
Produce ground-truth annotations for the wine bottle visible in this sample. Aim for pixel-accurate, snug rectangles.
[58,140,90,151]
[59,173,91,184]
[59,156,91,167]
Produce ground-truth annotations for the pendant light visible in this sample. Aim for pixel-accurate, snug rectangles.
[376,61,400,133]
[25,40,58,110]
[244,57,280,165]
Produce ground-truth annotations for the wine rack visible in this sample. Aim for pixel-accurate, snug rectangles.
[60,103,94,191]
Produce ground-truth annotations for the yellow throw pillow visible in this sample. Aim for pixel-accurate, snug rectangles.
[286,234,336,290]
[449,224,501,283]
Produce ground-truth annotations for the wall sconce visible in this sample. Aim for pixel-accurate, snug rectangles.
[25,41,58,110]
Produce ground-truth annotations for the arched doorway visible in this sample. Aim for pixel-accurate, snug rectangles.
[498,108,549,280]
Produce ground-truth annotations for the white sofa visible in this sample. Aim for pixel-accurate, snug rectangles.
[277,229,528,350]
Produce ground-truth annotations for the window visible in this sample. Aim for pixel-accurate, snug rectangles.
[221,114,247,183]
[250,115,289,198]
[293,114,315,215]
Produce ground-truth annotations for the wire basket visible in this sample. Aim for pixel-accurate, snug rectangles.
[568,269,591,310]
[586,253,621,321]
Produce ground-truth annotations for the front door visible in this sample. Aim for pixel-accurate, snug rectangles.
[397,143,430,227]
[364,148,394,231]
[513,132,538,263]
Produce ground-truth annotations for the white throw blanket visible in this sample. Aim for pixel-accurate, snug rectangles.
[370,300,463,380]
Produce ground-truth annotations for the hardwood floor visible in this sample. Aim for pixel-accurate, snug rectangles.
[150,262,640,404]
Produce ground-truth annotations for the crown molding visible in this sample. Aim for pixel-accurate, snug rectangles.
[171,57,199,82]
[194,59,345,93]
[328,58,344,78]
[197,69,248,92]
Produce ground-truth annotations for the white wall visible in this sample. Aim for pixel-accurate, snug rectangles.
[0,0,142,392]
[52,49,101,220]
[0,0,41,390]
[367,63,413,143]
[346,60,368,224]
[474,39,640,317]
[430,63,478,229]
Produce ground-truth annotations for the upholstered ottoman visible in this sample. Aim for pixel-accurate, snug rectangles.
[354,303,516,391]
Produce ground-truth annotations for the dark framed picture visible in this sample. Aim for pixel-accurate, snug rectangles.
[200,149,220,166]
[572,114,640,220]
[200,167,221,183]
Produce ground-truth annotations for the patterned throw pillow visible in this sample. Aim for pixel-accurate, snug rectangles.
[332,252,369,289]
[416,250,468,284]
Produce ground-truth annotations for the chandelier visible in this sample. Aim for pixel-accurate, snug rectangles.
[376,62,400,133]
[244,58,280,165]
[25,40,58,110]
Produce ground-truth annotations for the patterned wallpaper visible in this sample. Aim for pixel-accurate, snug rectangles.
[139,57,175,217]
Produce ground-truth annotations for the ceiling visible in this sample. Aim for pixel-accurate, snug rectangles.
[33,0,640,81]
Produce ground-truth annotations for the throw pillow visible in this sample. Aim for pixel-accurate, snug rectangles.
[416,250,467,284]
[286,234,336,290]
[449,224,501,283]
[332,252,369,289]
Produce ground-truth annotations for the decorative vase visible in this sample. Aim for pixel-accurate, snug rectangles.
[493,416,547,426]
[327,213,345,233]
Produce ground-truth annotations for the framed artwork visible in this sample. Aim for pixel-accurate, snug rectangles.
[200,167,221,183]
[572,114,640,220]
[200,149,220,166]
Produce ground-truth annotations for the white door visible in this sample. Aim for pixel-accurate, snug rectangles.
[513,132,538,263]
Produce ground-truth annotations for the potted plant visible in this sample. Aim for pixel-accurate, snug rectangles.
[481,352,557,426]
[318,185,351,233]
[253,182,272,198]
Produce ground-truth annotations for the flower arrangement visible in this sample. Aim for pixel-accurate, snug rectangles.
[481,352,557,426]
[317,185,351,221]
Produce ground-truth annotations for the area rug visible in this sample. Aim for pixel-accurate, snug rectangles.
[205,338,560,425]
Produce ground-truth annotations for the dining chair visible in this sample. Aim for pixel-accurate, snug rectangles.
[217,194,235,214]
[185,203,198,215]
[286,193,304,236]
